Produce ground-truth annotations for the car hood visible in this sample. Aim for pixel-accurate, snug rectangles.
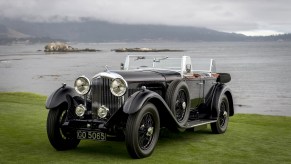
[112,70,181,83]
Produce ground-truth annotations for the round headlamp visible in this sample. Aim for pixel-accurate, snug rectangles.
[110,78,127,96]
[98,105,109,118]
[74,76,91,95]
[75,104,86,117]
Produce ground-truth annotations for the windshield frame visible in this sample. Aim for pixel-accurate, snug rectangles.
[123,55,216,76]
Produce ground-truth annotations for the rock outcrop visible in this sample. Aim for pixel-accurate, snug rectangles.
[112,48,183,52]
[44,42,99,52]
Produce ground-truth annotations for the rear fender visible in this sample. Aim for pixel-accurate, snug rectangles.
[211,84,234,117]
[45,85,79,109]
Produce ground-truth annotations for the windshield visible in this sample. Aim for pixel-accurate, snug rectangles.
[124,55,181,71]
[191,58,216,73]
[123,55,216,75]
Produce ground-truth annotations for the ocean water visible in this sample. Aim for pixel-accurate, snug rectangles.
[0,42,291,116]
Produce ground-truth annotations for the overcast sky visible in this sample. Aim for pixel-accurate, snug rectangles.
[0,0,290,36]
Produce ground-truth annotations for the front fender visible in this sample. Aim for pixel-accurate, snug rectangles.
[123,89,164,114]
[123,89,185,129]
[45,85,79,109]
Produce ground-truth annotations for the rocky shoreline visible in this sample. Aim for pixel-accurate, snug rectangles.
[44,42,184,53]
[44,42,100,52]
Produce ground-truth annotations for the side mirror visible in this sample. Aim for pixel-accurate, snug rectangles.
[186,64,191,73]
[120,63,124,70]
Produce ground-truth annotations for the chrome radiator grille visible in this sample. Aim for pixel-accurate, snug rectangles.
[91,77,123,119]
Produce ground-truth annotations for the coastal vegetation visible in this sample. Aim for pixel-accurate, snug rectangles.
[0,92,290,163]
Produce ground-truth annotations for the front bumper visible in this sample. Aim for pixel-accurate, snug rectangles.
[62,119,107,132]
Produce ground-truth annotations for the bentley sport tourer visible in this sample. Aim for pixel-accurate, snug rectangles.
[45,55,234,158]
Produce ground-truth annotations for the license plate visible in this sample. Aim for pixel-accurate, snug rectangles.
[77,130,106,141]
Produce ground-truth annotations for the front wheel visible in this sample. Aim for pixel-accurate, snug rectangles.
[125,103,160,158]
[211,94,230,134]
[47,106,80,150]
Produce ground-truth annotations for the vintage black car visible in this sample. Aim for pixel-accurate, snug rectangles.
[45,55,234,158]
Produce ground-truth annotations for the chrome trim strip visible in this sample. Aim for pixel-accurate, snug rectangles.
[92,72,128,91]
[93,72,124,80]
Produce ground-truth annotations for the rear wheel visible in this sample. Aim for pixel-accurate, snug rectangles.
[125,103,160,158]
[47,106,80,150]
[166,80,190,127]
[211,95,230,134]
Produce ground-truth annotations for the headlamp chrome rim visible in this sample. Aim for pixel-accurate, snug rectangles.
[74,76,91,95]
[98,105,109,118]
[110,78,127,97]
[75,104,86,117]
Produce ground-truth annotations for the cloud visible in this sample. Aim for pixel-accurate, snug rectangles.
[236,30,284,36]
[0,0,290,34]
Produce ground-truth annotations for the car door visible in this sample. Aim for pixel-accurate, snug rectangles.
[202,77,217,102]
[186,78,203,109]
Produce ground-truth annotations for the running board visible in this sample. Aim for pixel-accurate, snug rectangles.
[185,119,217,128]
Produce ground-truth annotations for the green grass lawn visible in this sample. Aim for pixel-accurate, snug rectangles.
[0,92,291,164]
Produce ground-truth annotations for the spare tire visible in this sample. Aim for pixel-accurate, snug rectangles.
[165,80,190,127]
[217,73,231,83]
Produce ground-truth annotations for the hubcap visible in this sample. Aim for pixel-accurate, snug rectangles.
[182,102,186,110]
[146,127,154,137]
[223,111,227,117]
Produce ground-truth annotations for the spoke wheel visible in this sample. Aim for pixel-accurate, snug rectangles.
[126,103,160,158]
[211,94,230,134]
[47,105,80,150]
[166,80,190,128]
[175,89,188,122]
[218,100,228,127]
[138,113,155,150]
